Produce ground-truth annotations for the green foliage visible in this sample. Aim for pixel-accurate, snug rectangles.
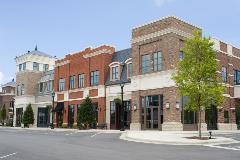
[0,105,7,125]
[172,30,225,137]
[22,104,34,127]
[77,96,96,129]
[172,30,225,112]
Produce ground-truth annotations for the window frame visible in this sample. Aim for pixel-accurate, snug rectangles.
[153,52,162,72]
[90,70,99,86]
[78,74,85,88]
[59,78,65,91]
[141,54,151,74]
[33,62,39,71]
[221,66,227,83]
[69,76,75,90]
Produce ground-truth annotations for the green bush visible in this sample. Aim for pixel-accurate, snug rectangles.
[77,96,96,129]
[22,104,34,127]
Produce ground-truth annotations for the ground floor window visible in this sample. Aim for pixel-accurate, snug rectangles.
[68,104,75,128]
[224,110,229,123]
[37,107,50,127]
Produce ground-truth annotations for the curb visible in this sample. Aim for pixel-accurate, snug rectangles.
[120,132,239,146]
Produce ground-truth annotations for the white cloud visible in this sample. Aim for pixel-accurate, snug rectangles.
[153,0,174,7]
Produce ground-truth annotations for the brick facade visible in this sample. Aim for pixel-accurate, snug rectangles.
[54,45,115,128]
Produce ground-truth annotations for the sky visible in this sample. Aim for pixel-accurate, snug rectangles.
[0,0,240,84]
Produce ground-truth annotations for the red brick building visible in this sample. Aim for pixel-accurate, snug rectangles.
[53,45,115,128]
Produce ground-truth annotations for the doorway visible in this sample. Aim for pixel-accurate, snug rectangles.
[146,107,159,129]
[16,108,23,127]
[205,105,218,130]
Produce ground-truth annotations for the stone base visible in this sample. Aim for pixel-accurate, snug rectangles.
[130,123,141,130]
[162,122,183,131]
[217,123,237,130]
[62,123,68,128]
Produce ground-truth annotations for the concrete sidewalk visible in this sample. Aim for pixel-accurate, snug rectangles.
[120,130,240,145]
[0,126,124,133]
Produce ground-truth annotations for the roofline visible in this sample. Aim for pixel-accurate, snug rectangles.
[132,16,202,31]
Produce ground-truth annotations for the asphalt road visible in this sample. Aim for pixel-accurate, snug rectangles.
[0,128,239,160]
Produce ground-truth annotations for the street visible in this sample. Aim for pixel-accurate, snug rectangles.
[0,128,239,160]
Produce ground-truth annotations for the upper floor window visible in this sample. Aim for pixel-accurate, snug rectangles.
[23,62,26,71]
[69,76,75,89]
[179,51,184,60]
[141,54,151,74]
[91,70,99,86]
[78,74,84,88]
[221,66,227,82]
[153,52,162,71]
[127,63,133,78]
[17,85,21,96]
[234,70,240,85]
[19,64,22,72]
[33,62,39,71]
[111,66,119,81]
[21,84,24,95]
[39,83,44,93]
[47,80,53,91]
[59,78,65,91]
[43,64,49,72]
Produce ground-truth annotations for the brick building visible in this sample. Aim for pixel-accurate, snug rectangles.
[53,46,115,128]
[53,16,240,130]
[14,47,56,127]
[129,16,240,131]
[0,80,15,125]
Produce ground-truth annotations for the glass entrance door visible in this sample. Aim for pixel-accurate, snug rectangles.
[37,108,49,127]
[146,107,158,129]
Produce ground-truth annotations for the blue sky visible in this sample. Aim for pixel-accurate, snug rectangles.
[0,0,239,84]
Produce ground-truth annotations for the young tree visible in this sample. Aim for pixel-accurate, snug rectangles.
[0,105,7,125]
[172,30,225,138]
[22,103,34,127]
[77,96,96,129]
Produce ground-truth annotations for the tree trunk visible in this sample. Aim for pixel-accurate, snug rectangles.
[198,106,202,138]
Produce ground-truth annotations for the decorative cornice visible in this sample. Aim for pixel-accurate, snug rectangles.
[83,48,113,58]
[131,27,193,44]
[56,60,70,67]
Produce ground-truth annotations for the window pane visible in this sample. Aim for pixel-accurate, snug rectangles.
[128,63,133,78]
[221,67,227,82]
[154,52,162,71]
[141,54,151,74]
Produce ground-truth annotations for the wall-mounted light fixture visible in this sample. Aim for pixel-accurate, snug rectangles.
[176,102,180,109]
[165,102,170,109]
[133,105,137,111]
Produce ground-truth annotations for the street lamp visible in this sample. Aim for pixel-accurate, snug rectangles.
[51,91,55,129]
[120,83,125,131]
[11,98,15,127]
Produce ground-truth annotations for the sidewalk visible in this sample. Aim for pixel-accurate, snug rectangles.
[0,126,124,133]
[120,130,240,145]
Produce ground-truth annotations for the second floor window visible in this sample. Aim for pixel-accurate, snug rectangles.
[221,66,227,82]
[19,64,22,71]
[141,54,151,74]
[59,78,65,91]
[39,83,44,93]
[127,63,133,78]
[47,80,53,91]
[234,70,240,85]
[43,64,49,72]
[91,71,99,86]
[23,62,26,71]
[33,62,39,71]
[153,52,162,71]
[112,66,119,80]
[69,76,75,89]
[78,74,84,88]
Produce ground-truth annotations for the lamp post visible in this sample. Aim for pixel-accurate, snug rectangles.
[11,98,15,127]
[51,91,55,129]
[120,83,125,131]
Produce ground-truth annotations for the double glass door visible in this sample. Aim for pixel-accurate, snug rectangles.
[146,107,159,129]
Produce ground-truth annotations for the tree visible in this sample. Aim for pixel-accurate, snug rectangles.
[172,30,225,138]
[0,105,7,125]
[77,96,96,129]
[22,104,34,127]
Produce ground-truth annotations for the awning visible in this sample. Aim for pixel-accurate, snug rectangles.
[53,102,64,112]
